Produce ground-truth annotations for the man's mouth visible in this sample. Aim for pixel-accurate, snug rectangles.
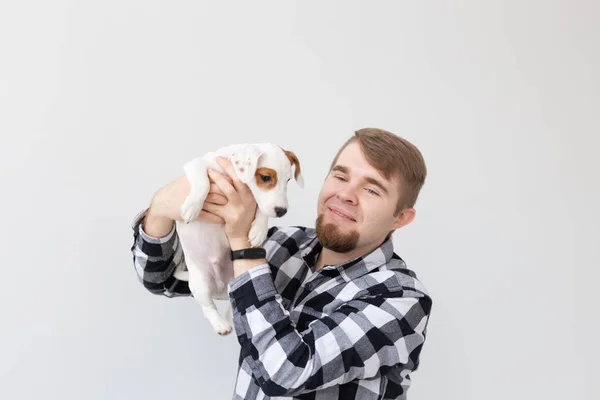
[328,207,356,222]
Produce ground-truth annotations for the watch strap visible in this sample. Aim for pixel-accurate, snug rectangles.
[230,247,266,260]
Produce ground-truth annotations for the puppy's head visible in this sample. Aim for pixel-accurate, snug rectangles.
[231,143,303,218]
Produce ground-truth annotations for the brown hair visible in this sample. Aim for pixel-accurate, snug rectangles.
[329,128,427,214]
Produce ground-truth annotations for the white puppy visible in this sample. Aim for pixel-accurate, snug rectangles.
[173,143,303,335]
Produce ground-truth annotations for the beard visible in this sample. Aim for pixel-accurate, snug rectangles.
[315,213,359,253]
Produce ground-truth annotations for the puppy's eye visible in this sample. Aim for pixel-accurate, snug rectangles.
[260,175,272,183]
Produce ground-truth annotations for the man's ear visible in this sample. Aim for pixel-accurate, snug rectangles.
[391,208,416,230]
[230,144,262,184]
[281,148,304,188]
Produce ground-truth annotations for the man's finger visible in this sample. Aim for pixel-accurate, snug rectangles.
[197,209,224,224]
[209,174,232,186]
[208,169,237,198]
[202,201,224,217]
[216,156,241,182]
[208,183,225,196]
[205,193,228,206]
[216,156,247,192]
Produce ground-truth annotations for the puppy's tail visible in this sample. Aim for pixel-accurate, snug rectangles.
[173,269,189,281]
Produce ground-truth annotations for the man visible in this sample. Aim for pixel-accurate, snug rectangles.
[131,128,432,399]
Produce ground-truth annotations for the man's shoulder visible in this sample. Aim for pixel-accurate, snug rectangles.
[375,254,431,298]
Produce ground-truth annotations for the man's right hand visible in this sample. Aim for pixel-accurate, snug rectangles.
[142,175,230,238]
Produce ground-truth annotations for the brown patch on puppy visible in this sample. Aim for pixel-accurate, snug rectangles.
[255,168,278,190]
[281,148,302,181]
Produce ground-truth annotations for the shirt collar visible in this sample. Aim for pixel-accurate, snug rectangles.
[300,229,394,282]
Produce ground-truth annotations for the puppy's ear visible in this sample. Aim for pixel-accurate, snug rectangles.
[230,144,262,183]
[282,148,304,188]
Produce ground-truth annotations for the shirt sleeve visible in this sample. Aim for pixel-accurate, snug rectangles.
[227,264,432,397]
[130,209,191,297]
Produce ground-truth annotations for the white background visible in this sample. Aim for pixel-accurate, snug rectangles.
[1,1,598,399]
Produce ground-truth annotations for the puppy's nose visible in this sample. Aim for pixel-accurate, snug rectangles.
[275,207,287,217]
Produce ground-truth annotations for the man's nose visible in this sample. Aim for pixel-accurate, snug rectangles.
[337,185,358,204]
[275,207,287,217]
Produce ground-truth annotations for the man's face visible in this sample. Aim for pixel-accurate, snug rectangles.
[316,142,405,255]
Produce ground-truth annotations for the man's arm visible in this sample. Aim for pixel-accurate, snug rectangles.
[130,174,228,297]
[131,208,191,297]
[227,265,432,397]
[143,209,175,238]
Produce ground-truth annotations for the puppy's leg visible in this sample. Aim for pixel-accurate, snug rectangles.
[225,303,233,324]
[188,262,232,336]
[180,156,212,223]
[248,210,269,247]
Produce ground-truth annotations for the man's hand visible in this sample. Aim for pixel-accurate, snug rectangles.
[202,156,258,248]
[144,173,232,238]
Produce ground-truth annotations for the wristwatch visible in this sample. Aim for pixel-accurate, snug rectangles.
[230,247,266,260]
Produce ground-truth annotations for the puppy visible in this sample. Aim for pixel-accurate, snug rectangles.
[173,143,303,335]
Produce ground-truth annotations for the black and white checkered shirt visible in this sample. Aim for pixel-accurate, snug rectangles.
[131,210,432,399]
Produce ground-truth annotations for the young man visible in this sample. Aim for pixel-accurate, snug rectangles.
[130,128,432,399]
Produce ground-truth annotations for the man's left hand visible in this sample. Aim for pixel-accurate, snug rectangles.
[203,156,257,245]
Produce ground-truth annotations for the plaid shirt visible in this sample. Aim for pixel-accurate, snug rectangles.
[131,209,432,399]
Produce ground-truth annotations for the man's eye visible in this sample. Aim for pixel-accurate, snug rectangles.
[261,175,272,182]
[334,175,346,181]
[366,188,379,196]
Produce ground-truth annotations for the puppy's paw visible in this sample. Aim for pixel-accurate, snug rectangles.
[180,196,203,223]
[248,223,268,248]
[211,318,233,336]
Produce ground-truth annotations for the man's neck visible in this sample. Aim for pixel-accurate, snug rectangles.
[314,249,345,271]
[314,242,380,271]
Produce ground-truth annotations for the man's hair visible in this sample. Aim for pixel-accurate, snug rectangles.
[329,128,427,214]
